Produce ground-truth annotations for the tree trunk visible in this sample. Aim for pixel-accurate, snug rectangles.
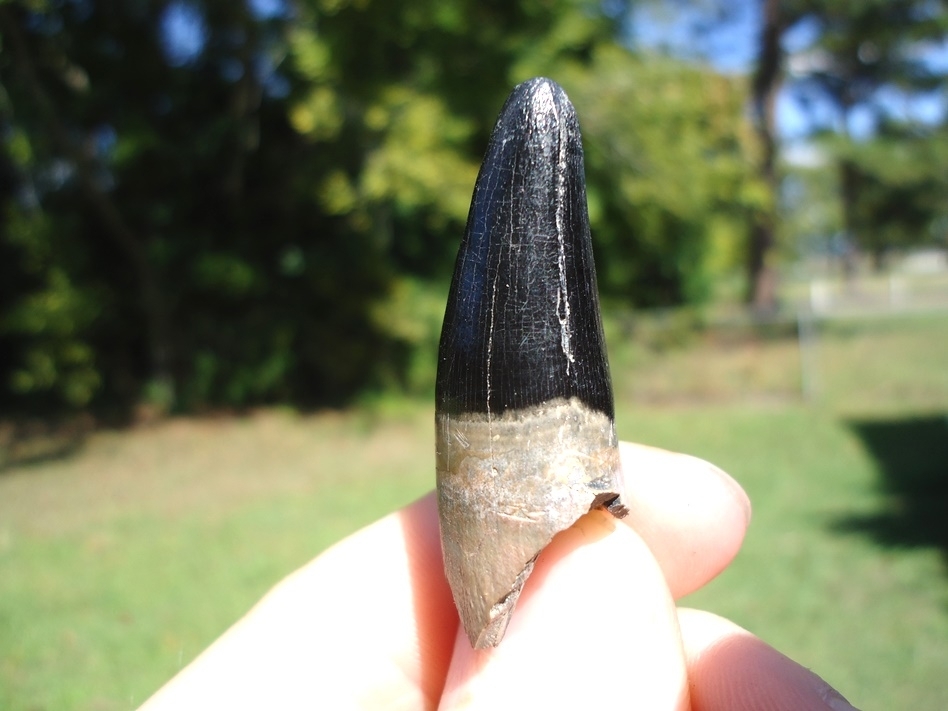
[747,0,783,312]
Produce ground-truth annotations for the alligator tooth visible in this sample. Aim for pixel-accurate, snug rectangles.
[435,77,627,649]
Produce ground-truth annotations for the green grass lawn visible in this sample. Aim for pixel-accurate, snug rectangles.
[1,312,947,710]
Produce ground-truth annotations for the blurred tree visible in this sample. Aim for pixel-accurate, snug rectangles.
[284,0,628,277]
[638,0,948,293]
[833,122,948,265]
[623,0,784,308]
[0,0,394,412]
[287,0,761,306]
[0,0,634,414]
[556,45,764,306]
[780,155,844,263]
[748,0,783,311]
[0,0,763,415]
[784,0,948,264]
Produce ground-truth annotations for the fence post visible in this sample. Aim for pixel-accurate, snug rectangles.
[797,308,819,401]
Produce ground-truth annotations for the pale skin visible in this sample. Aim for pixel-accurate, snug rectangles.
[140,442,859,710]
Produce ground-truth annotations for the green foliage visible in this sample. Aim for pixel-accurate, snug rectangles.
[781,157,844,257]
[782,126,948,263]
[558,46,764,305]
[368,276,448,396]
[283,0,625,277]
[787,0,948,111]
[3,269,101,407]
[0,0,764,416]
[780,0,948,258]
[836,127,948,258]
[0,206,103,408]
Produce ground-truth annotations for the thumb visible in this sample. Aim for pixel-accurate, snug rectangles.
[438,509,689,710]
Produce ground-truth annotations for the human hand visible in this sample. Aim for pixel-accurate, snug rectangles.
[140,442,859,710]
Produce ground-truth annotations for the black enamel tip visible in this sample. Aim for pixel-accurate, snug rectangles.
[436,77,613,418]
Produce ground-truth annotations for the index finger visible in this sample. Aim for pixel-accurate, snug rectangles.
[620,442,751,597]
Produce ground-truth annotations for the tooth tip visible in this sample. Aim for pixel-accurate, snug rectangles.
[511,76,564,101]
[510,76,568,103]
[500,77,577,135]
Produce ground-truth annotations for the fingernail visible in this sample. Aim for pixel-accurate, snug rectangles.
[817,681,861,711]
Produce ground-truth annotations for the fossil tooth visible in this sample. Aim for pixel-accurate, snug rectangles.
[435,77,627,649]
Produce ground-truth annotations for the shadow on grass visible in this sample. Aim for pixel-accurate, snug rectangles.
[832,414,948,560]
[0,417,92,473]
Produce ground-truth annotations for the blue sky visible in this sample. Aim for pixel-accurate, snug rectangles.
[629,2,815,139]
[158,0,946,143]
[630,1,948,143]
